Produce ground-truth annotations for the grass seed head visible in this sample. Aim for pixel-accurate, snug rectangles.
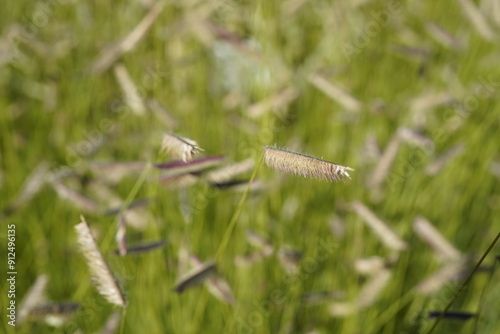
[75,216,127,307]
[161,133,204,162]
[263,146,354,182]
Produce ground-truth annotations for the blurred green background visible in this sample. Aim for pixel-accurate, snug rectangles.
[1,0,499,333]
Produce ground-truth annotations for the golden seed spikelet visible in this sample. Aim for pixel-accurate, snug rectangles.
[161,133,203,162]
[351,201,407,251]
[413,216,461,262]
[414,258,467,295]
[355,269,392,309]
[75,216,126,307]
[263,146,354,182]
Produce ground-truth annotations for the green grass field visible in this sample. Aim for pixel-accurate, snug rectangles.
[1,1,499,333]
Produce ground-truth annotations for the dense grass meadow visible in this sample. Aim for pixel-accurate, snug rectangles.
[1,0,500,333]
